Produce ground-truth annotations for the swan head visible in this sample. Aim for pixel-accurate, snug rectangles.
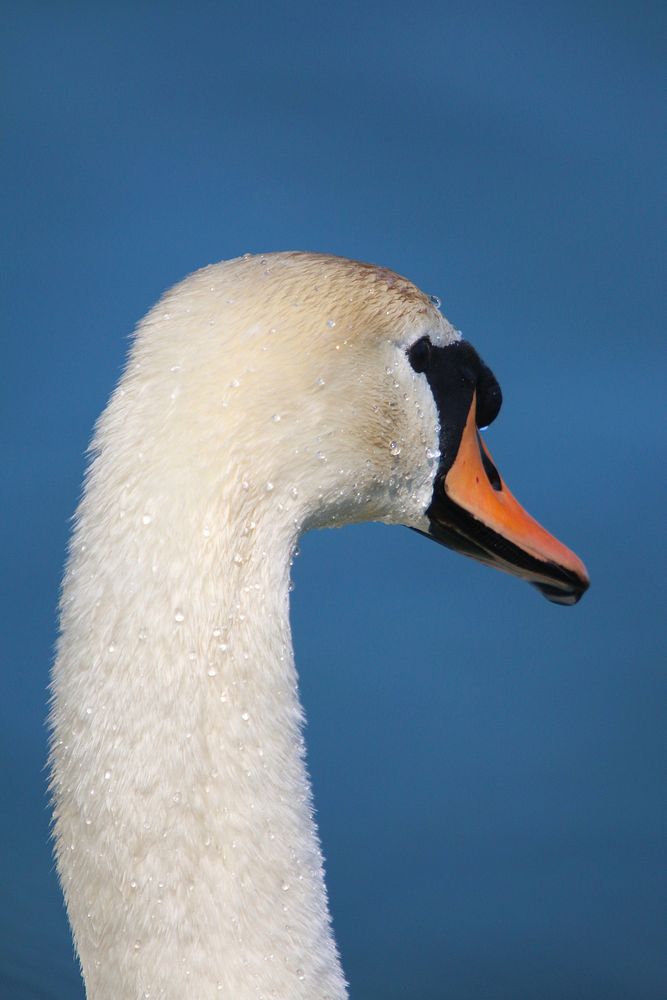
[123,251,588,604]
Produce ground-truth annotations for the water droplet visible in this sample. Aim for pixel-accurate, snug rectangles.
[315,377,326,387]
[385,366,393,376]
[281,881,289,891]
[326,319,336,328]
[389,441,401,456]
[207,666,218,677]
[138,628,147,641]
[142,514,152,525]
[241,711,250,722]
[265,482,274,492]
[108,642,116,654]
[271,414,281,423]
[290,486,299,498]
[133,940,141,951]
[172,792,182,804]
[429,293,441,308]
[104,770,112,780]
[233,554,244,565]
[130,880,137,889]
[229,378,240,388]
[297,969,305,981]
[241,479,250,491]
[174,610,185,623]
[170,365,181,372]
[315,451,326,462]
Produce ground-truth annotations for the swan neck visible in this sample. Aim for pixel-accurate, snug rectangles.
[51,475,346,998]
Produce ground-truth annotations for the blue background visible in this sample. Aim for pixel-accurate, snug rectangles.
[2,2,665,997]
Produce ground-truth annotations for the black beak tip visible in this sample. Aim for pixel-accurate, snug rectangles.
[533,575,590,606]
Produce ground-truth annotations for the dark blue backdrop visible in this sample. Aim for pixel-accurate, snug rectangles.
[2,3,665,998]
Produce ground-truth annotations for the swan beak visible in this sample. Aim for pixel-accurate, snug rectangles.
[426,394,590,605]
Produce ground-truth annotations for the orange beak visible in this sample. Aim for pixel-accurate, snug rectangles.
[426,393,590,604]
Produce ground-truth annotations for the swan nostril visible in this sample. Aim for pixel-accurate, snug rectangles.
[477,434,502,491]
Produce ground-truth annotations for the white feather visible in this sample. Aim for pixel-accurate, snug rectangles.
[50,252,457,998]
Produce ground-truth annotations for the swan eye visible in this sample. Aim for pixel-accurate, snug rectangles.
[407,336,432,373]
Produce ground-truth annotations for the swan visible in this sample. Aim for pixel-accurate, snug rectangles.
[50,252,588,999]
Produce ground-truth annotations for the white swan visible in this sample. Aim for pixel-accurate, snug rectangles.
[50,252,588,999]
